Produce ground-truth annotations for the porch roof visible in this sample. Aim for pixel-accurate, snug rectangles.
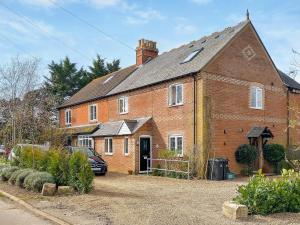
[61,124,99,135]
[247,126,274,138]
[91,117,152,137]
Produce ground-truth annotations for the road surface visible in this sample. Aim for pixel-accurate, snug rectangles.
[0,197,53,225]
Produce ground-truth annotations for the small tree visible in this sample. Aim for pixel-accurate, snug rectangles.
[263,144,285,174]
[235,144,258,176]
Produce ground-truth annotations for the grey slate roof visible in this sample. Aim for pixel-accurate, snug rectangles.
[58,65,137,108]
[247,127,273,138]
[91,117,151,137]
[108,20,249,95]
[278,70,300,90]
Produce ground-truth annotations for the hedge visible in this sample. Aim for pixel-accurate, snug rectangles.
[24,171,55,192]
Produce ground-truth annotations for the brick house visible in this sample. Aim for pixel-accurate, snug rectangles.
[58,18,300,176]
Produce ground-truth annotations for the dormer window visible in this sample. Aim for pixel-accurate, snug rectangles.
[65,109,72,126]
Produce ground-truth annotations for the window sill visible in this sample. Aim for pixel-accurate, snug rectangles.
[250,107,263,110]
[105,153,113,156]
[124,153,129,156]
[169,103,184,107]
[89,120,98,123]
[119,112,128,115]
[65,124,72,127]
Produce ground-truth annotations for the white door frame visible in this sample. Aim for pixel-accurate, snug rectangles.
[139,135,152,173]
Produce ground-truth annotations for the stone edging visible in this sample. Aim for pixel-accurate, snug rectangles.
[0,189,71,225]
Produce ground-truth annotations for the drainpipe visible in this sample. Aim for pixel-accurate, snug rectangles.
[287,89,290,147]
[193,73,197,176]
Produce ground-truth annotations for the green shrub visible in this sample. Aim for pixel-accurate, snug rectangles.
[68,151,94,193]
[9,169,26,185]
[47,149,69,186]
[19,146,49,171]
[24,171,55,192]
[263,144,285,174]
[240,167,254,176]
[16,169,35,187]
[0,166,19,181]
[158,149,178,159]
[234,169,300,215]
[235,144,257,166]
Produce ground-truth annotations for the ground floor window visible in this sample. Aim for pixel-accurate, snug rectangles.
[105,137,113,155]
[169,135,183,157]
[78,135,94,148]
[124,137,129,155]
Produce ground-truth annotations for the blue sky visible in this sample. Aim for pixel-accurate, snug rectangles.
[0,0,299,80]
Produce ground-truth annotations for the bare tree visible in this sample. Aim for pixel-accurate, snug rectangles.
[0,56,40,146]
[289,49,300,79]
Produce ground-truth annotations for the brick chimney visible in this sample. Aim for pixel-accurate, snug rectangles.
[136,39,158,66]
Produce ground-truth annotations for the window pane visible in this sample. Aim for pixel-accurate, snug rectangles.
[176,85,183,104]
[250,87,256,108]
[177,137,183,155]
[119,99,124,113]
[124,98,128,112]
[170,137,176,150]
[109,139,113,153]
[105,139,108,153]
[257,89,262,108]
[124,138,128,154]
[171,86,176,105]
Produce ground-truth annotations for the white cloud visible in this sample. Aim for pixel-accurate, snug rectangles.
[174,17,198,35]
[126,9,164,25]
[18,0,57,7]
[190,0,213,5]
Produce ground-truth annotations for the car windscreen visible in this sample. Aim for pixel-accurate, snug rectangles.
[73,147,95,157]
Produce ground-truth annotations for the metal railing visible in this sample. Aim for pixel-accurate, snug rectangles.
[146,158,190,180]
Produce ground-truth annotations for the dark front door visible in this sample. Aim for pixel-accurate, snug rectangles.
[140,137,151,172]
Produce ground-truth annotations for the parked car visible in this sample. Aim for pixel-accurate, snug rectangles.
[66,146,107,175]
[0,145,5,155]
[8,144,49,161]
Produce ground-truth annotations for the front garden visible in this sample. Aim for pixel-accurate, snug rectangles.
[0,146,94,195]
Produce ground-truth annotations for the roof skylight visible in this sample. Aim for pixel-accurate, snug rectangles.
[181,48,204,64]
[103,76,114,84]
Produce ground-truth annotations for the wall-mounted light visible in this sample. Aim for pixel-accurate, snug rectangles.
[238,128,243,133]
[224,141,226,146]
[224,129,227,134]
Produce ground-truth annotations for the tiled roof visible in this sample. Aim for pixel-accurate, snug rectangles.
[278,70,300,90]
[58,65,137,108]
[108,21,249,95]
[61,124,99,135]
[91,117,151,137]
[247,127,273,138]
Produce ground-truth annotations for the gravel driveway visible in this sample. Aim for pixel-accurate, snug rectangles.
[1,173,299,225]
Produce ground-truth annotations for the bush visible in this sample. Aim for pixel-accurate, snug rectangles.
[9,169,26,185]
[0,166,19,181]
[235,144,257,166]
[24,171,55,192]
[47,149,69,186]
[264,144,285,174]
[68,151,94,193]
[19,146,49,171]
[16,169,35,187]
[234,169,300,215]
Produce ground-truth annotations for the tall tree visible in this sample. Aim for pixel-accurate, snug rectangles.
[0,56,40,146]
[45,57,87,103]
[289,49,300,79]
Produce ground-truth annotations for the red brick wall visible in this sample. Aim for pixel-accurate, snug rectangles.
[202,23,288,173]
[288,92,300,146]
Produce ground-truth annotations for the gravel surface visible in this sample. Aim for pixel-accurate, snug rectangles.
[0,173,299,225]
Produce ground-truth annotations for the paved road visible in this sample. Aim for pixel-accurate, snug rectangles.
[0,197,53,225]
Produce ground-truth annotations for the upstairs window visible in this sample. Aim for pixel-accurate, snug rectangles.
[65,109,71,126]
[250,86,263,109]
[89,104,97,121]
[169,84,183,106]
[105,137,113,155]
[119,97,128,114]
[169,135,183,157]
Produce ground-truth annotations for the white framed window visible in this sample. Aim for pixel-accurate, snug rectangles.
[169,135,183,157]
[65,109,72,126]
[169,84,183,106]
[89,104,97,122]
[250,86,263,109]
[78,135,94,148]
[119,97,128,114]
[124,137,129,156]
[104,137,113,155]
